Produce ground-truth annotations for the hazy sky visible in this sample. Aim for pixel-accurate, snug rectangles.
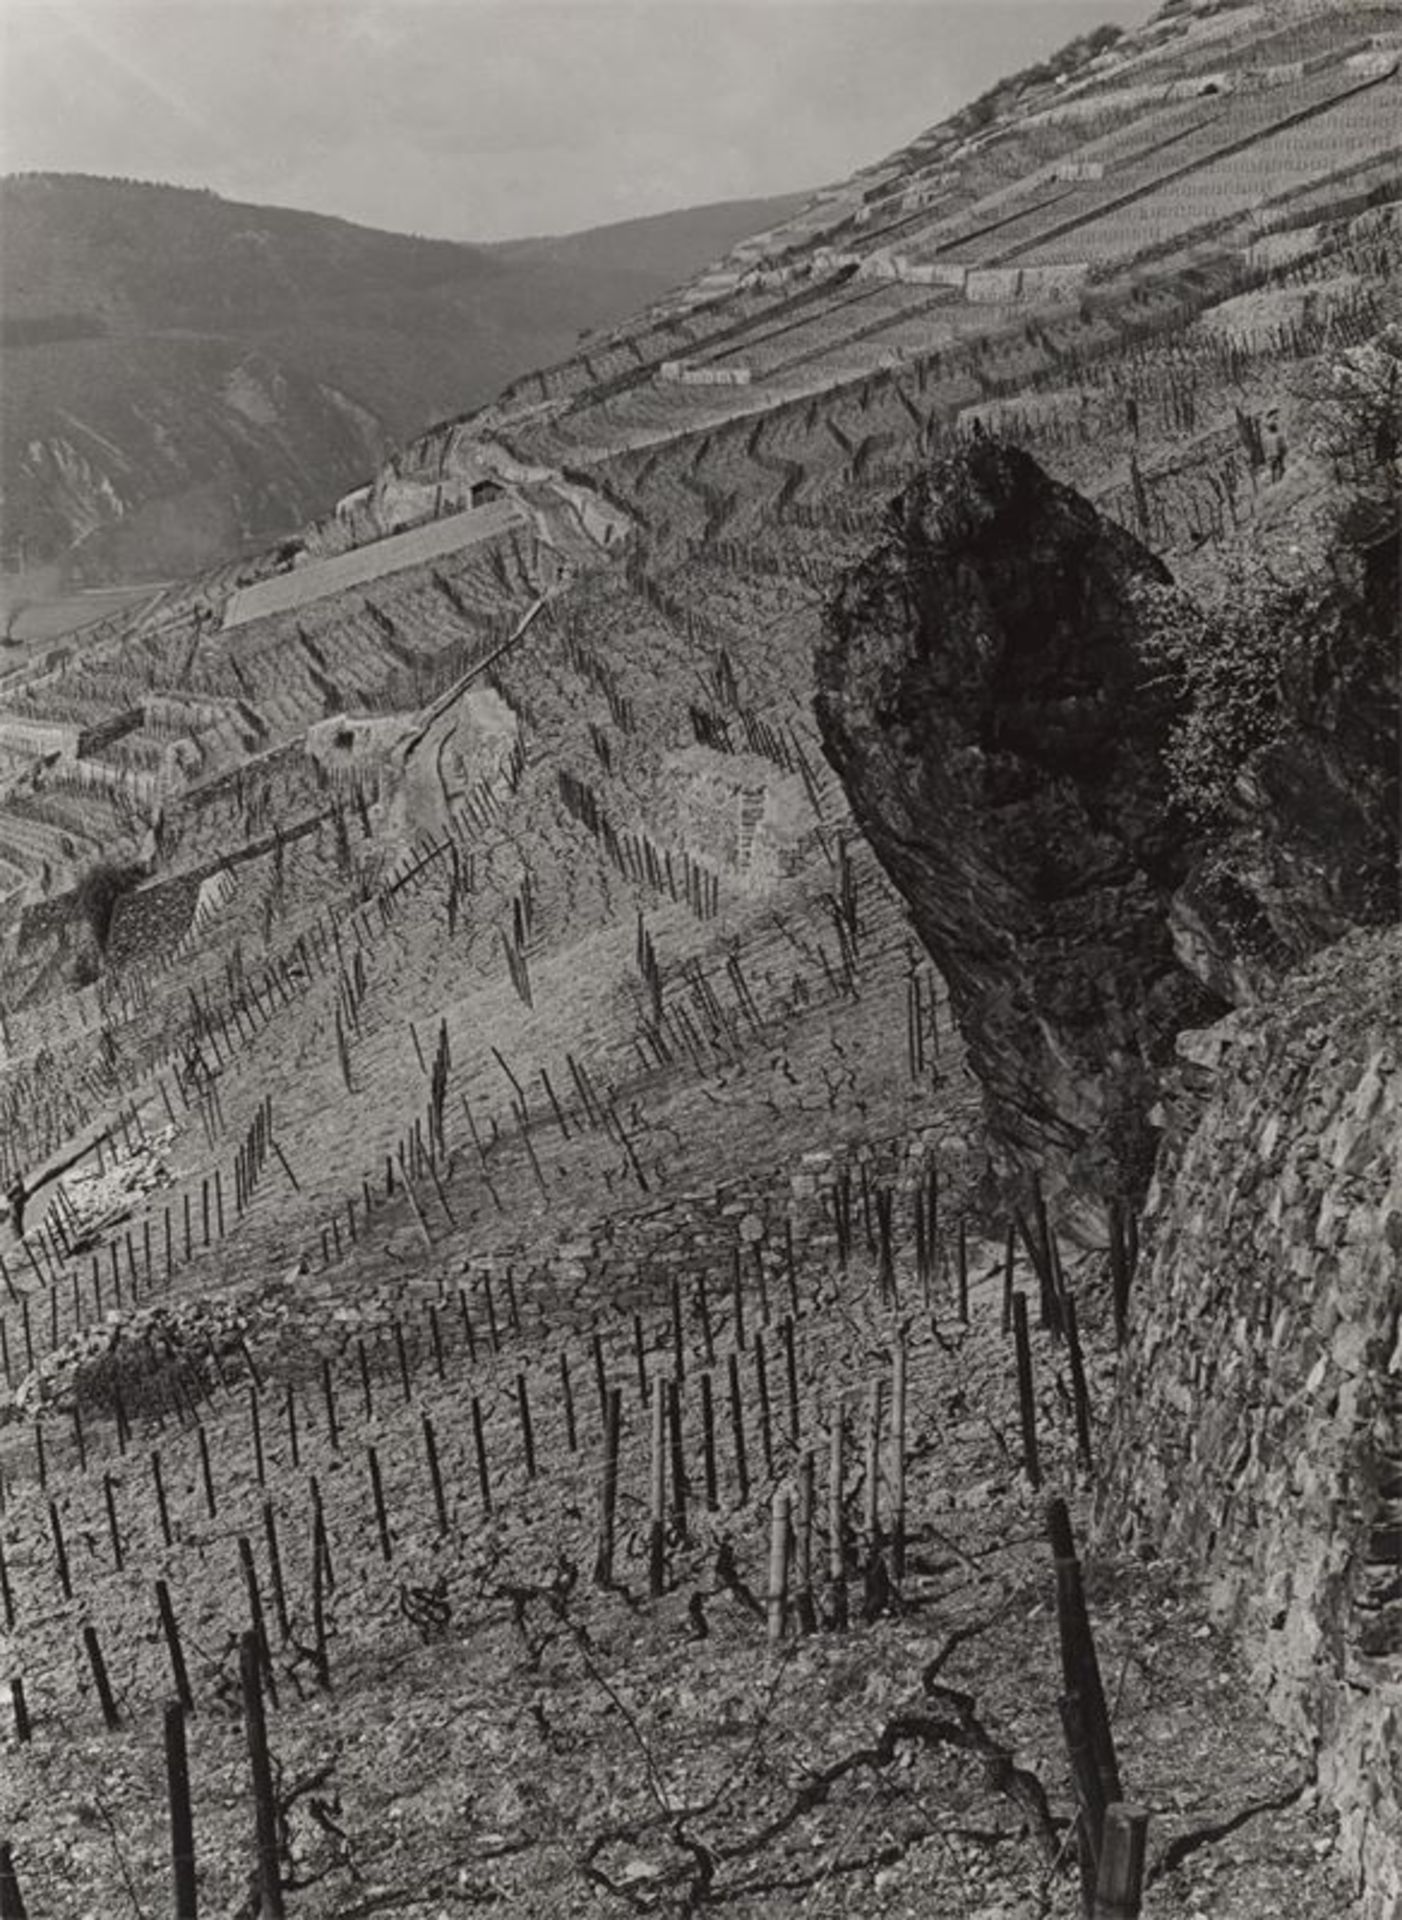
[2,0,1149,242]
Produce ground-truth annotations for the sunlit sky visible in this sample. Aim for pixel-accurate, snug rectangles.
[2,0,1149,242]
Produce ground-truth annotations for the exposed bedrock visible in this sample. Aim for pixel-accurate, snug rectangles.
[814,439,1221,1215]
[815,441,1398,1220]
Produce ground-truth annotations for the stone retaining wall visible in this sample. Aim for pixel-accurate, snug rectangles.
[1099,930,1401,1915]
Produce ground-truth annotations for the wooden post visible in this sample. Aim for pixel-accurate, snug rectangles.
[632,1312,648,1405]
[649,1374,667,1598]
[156,1580,194,1714]
[726,1350,749,1505]
[394,1319,412,1404]
[307,1475,334,1592]
[165,1699,198,1920]
[666,1374,688,1542]
[1061,1687,1107,1908]
[1048,1499,1122,1811]
[1012,1293,1041,1490]
[196,1423,217,1519]
[0,1842,28,1920]
[262,1503,290,1643]
[471,1396,492,1513]
[83,1624,120,1729]
[358,1339,374,1421]
[594,1386,622,1588]
[782,1317,800,1445]
[239,1630,285,1918]
[558,1350,578,1453]
[284,1383,300,1471]
[48,1500,72,1601]
[753,1334,774,1477]
[1108,1200,1129,1350]
[926,1165,938,1300]
[828,1409,847,1630]
[795,1451,817,1634]
[891,1339,908,1583]
[1001,1223,1016,1336]
[321,1360,339,1454]
[864,1377,883,1566]
[9,1679,29,1747]
[591,1331,608,1432]
[516,1372,536,1480]
[152,1450,173,1548]
[699,1372,719,1510]
[310,1500,331,1693]
[367,1447,392,1560]
[237,1385,260,1487]
[670,1274,685,1383]
[956,1217,969,1325]
[753,1244,770,1326]
[767,1486,790,1643]
[696,1271,715,1366]
[731,1248,746,1351]
[1064,1295,1095,1472]
[104,1473,124,1571]
[238,1537,277,1708]
[422,1415,448,1535]
[1093,1806,1150,1919]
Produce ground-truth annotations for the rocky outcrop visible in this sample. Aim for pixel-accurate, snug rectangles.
[815,440,1223,1213]
[816,444,1399,1218]
[1098,928,1402,1915]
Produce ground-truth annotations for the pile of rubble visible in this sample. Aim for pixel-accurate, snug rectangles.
[53,1124,176,1250]
[6,1270,304,1419]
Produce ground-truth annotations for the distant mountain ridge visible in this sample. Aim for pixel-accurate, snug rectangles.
[0,175,808,582]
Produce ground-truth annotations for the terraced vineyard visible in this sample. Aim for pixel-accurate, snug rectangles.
[0,0,1398,1913]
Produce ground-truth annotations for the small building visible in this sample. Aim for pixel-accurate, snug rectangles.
[0,714,80,762]
[657,362,753,388]
[1052,160,1106,182]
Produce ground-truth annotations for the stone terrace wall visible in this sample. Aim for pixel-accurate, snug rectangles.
[1099,929,1401,1915]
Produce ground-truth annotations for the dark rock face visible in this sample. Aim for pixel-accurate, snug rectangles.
[815,441,1224,1211]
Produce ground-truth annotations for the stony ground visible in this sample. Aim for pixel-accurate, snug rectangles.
[0,1151,1356,1919]
[2,19,1395,1904]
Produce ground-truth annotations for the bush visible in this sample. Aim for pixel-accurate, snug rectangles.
[1133,504,1392,827]
[1134,570,1303,823]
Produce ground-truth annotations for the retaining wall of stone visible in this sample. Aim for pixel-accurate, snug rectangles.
[1099,930,1402,1915]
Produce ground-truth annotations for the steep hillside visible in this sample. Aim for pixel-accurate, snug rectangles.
[0,1,1398,1913]
[0,177,805,581]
